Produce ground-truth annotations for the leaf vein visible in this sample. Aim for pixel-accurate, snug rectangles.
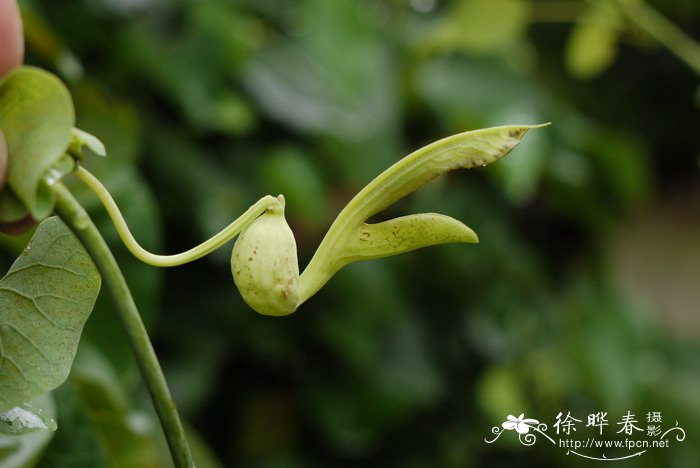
[3,261,88,280]
[0,324,54,368]
[0,286,82,332]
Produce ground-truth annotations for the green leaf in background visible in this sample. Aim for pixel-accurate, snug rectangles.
[68,345,168,467]
[243,42,377,141]
[565,1,621,79]
[477,366,531,424]
[243,0,400,183]
[261,146,329,227]
[20,8,84,82]
[426,0,530,55]
[34,381,109,468]
[0,402,57,436]
[0,217,101,413]
[0,66,75,219]
[36,343,222,467]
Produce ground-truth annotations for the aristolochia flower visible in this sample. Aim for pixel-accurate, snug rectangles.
[68,122,548,315]
[502,414,539,434]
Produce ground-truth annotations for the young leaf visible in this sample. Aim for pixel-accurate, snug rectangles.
[0,217,101,413]
[0,403,57,436]
[0,67,75,219]
[31,382,109,467]
[67,128,106,160]
[565,2,621,79]
[426,0,530,55]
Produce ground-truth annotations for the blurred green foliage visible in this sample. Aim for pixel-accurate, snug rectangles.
[1,0,699,466]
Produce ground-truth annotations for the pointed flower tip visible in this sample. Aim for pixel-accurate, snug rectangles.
[502,122,551,138]
[496,122,551,139]
[458,224,478,244]
[265,194,286,214]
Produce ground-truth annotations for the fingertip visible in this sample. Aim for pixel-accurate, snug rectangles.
[0,0,24,77]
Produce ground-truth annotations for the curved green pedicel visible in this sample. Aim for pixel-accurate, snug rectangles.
[75,165,279,267]
[77,123,548,314]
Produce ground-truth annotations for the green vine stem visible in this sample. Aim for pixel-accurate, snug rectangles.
[75,165,278,267]
[614,0,700,76]
[51,182,194,467]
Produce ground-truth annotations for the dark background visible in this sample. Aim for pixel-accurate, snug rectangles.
[1,0,699,466]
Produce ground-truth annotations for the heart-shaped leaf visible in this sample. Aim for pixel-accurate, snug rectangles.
[0,66,75,219]
[0,217,101,413]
